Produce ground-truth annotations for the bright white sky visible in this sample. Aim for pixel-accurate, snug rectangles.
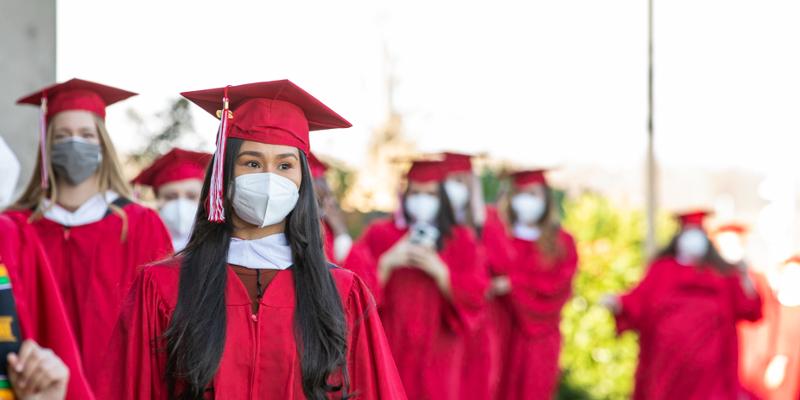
[57,0,800,173]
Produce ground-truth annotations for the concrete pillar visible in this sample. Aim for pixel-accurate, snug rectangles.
[0,0,56,195]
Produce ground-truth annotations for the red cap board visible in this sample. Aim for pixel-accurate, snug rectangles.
[307,152,327,179]
[180,80,351,222]
[785,255,800,266]
[17,78,137,121]
[677,210,712,227]
[714,223,748,235]
[132,148,212,193]
[510,169,549,187]
[407,160,447,183]
[441,152,473,175]
[16,78,137,190]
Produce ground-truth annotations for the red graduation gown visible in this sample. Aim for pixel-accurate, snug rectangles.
[322,221,381,303]
[460,206,516,400]
[768,302,800,399]
[737,272,777,398]
[616,257,762,400]
[498,229,578,400]
[4,202,173,390]
[480,207,519,400]
[0,214,94,400]
[357,219,486,400]
[99,262,407,399]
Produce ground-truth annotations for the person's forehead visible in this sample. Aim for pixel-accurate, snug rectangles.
[157,179,203,195]
[51,110,96,127]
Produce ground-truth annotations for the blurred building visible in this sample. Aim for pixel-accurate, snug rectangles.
[0,0,56,196]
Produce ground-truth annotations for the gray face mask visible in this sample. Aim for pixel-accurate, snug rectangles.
[51,138,102,185]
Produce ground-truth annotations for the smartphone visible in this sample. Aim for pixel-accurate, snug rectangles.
[409,223,440,248]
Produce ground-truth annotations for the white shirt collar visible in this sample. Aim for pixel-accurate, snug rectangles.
[513,223,541,241]
[227,233,294,270]
[42,191,119,227]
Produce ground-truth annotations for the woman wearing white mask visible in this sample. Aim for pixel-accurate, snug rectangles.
[493,169,578,400]
[601,211,761,400]
[132,148,211,252]
[100,80,406,399]
[356,159,485,400]
[5,79,173,391]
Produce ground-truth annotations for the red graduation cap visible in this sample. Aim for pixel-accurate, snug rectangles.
[784,254,800,266]
[307,152,328,179]
[407,160,447,183]
[180,79,351,222]
[714,223,748,235]
[441,152,474,175]
[677,210,712,227]
[132,148,212,193]
[17,78,137,121]
[16,78,137,190]
[510,169,549,187]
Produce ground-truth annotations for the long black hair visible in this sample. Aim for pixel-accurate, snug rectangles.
[657,229,735,273]
[402,183,456,250]
[164,138,348,399]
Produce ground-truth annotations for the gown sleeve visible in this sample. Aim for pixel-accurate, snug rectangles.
[97,267,173,400]
[341,242,382,305]
[352,222,395,307]
[2,216,95,400]
[480,207,516,276]
[507,232,579,326]
[728,272,762,322]
[439,228,488,335]
[130,207,174,268]
[616,259,667,334]
[342,272,408,399]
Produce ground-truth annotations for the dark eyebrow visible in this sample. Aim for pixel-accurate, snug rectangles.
[276,153,299,161]
[237,150,264,158]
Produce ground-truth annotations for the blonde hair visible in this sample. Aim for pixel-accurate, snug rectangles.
[11,115,132,239]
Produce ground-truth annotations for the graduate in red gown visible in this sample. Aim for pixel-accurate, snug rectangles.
[307,153,379,298]
[5,79,174,390]
[356,159,486,400]
[438,152,509,400]
[494,169,578,400]
[99,80,406,399]
[759,256,800,399]
[711,223,772,399]
[132,148,211,252]
[603,211,762,400]
[0,214,93,399]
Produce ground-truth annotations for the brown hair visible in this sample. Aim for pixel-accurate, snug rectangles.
[10,115,132,239]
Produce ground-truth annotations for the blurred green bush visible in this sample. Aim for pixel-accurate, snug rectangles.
[558,193,676,399]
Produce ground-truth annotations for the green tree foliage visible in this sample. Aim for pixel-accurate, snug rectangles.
[127,98,198,165]
[557,193,676,399]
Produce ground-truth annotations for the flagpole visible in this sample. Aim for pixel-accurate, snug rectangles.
[645,0,657,257]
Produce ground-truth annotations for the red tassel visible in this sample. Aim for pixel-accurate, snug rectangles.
[39,93,49,190]
[207,86,232,223]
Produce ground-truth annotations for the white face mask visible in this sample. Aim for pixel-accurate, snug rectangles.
[511,193,546,224]
[405,193,440,224]
[232,173,300,228]
[676,228,709,260]
[159,198,198,238]
[444,180,469,211]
